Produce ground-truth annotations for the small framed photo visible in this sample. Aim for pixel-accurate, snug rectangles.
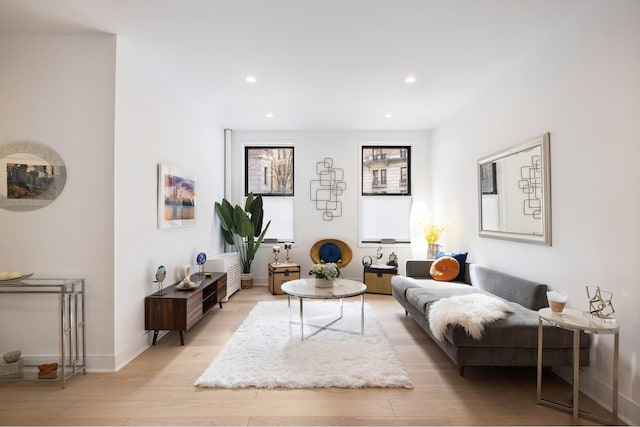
[158,164,196,229]
[245,146,294,196]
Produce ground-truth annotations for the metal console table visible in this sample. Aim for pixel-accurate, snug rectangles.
[0,277,86,388]
[537,307,619,425]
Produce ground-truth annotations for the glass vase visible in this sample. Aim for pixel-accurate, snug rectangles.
[427,243,440,259]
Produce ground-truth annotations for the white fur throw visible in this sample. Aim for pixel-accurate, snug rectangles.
[428,293,512,341]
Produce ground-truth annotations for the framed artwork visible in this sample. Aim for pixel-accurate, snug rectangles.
[244,146,294,196]
[158,164,196,229]
[480,162,497,195]
[0,141,67,211]
[361,146,411,195]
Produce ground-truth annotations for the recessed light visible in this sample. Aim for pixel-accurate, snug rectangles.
[245,75,257,84]
[265,113,274,118]
[405,75,416,84]
[384,113,392,119]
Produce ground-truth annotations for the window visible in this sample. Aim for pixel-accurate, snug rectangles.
[244,146,295,242]
[261,197,295,242]
[245,146,294,196]
[360,145,412,243]
[361,146,411,195]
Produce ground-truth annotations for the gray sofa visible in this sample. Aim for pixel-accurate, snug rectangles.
[392,260,589,376]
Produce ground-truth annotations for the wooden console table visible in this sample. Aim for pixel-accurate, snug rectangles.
[145,272,226,345]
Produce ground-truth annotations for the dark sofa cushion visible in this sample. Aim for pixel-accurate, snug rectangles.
[469,264,548,311]
[443,301,589,349]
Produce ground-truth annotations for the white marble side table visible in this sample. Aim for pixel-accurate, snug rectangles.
[537,307,619,425]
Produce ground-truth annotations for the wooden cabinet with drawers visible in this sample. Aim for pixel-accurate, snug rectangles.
[145,272,226,345]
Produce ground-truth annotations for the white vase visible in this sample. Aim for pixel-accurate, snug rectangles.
[314,278,335,288]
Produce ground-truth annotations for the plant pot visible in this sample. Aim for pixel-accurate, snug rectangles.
[241,272,254,289]
[314,278,335,288]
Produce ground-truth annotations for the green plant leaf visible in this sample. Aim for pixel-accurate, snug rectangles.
[221,229,235,246]
[233,205,254,237]
[253,220,271,251]
[244,192,255,212]
[214,200,235,233]
[248,195,264,237]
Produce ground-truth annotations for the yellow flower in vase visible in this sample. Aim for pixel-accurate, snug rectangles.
[422,220,445,259]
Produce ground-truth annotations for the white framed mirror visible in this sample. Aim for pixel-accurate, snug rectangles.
[478,133,551,245]
[0,141,67,211]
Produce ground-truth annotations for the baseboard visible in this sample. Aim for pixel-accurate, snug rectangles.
[113,329,164,372]
[554,367,640,425]
[22,353,115,372]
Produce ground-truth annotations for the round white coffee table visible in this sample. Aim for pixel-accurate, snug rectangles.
[281,278,367,341]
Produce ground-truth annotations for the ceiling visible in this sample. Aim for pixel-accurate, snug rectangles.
[0,0,588,131]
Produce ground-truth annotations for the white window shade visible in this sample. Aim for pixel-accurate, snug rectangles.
[360,196,411,243]
[262,197,295,242]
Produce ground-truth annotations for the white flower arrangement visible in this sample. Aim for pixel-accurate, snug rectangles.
[309,263,341,280]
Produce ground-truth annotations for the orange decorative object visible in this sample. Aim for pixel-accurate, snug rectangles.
[429,256,460,282]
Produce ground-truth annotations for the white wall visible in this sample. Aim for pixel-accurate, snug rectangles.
[113,36,225,369]
[228,131,430,283]
[0,35,116,367]
[430,1,640,424]
[0,34,226,372]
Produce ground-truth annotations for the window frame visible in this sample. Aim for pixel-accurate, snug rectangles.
[244,146,295,196]
[359,144,413,245]
[361,145,411,196]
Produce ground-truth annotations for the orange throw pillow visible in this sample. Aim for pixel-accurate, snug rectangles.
[429,256,460,282]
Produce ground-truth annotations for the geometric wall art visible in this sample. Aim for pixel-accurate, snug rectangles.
[309,158,346,221]
[518,154,542,219]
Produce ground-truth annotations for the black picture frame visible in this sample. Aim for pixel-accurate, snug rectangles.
[245,146,294,196]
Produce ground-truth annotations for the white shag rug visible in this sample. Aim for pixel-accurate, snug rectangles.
[195,300,412,389]
[428,293,512,340]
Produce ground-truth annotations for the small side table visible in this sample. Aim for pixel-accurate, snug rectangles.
[363,265,397,294]
[537,307,620,425]
[268,262,301,295]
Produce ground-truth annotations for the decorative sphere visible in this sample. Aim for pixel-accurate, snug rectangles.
[155,265,166,282]
[196,252,207,265]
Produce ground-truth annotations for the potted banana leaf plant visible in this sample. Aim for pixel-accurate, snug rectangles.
[214,193,271,288]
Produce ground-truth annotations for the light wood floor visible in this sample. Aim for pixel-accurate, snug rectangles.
[0,285,616,426]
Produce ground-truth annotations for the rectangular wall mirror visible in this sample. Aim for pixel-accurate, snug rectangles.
[478,133,551,245]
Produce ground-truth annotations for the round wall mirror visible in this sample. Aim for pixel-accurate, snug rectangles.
[0,141,67,211]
